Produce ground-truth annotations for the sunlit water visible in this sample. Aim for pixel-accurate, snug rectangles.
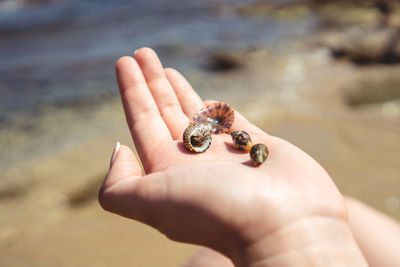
[0,0,316,127]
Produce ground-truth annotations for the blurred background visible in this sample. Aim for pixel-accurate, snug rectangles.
[1,0,399,266]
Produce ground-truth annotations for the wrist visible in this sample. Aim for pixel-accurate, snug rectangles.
[231,216,367,267]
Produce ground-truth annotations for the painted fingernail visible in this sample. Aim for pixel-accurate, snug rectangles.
[110,141,120,168]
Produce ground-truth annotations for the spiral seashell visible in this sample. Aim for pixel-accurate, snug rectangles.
[183,123,212,153]
[193,102,234,134]
[230,130,253,151]
[250,143,269,166]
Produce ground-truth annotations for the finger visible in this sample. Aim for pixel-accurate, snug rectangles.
[99,168,167,226]
[134,48,189,140]
[101,144,142,190]
[99,143,162,222]
[116,56,171,170]
[165,67,205,119]
[182,248,234,267]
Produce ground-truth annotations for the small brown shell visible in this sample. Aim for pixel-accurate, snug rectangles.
[250,144,269,166]
[230,130,253,151]
[193,102,234,134]
[183,123,212,153]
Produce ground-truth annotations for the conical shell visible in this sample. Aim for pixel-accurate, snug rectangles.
[230,130,253,151]
[250,144,269,166]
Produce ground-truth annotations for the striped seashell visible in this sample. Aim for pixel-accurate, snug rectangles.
[193,102,234,134]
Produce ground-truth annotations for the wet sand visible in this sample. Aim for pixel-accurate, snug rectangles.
[1,43,400,266]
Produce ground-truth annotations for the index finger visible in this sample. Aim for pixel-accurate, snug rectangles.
[116,56,172,172]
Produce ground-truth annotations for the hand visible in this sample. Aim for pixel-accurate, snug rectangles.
[184,197,400,267]
[99,48,366,266]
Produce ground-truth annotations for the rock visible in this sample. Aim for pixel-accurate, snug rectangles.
[203,51,245,72]
[321,26,400,64]
[344,71,400,107]
[236,3,310,19]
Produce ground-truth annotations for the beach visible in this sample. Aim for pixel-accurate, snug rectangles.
[1,1,400,266]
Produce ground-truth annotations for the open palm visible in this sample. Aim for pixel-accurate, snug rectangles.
[99,48,348,264]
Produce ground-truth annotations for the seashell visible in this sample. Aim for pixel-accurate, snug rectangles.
[193,102,234,134]
[183,123,212,153]
[250,144,269,166]
[230,130,253,151]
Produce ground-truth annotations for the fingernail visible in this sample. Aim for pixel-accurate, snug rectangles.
[134,49,139,55]
[110,141,120,168]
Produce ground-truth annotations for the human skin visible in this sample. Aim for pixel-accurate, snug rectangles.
[346,197,400,267]
[98,47,367,266]
[184,197,400,267]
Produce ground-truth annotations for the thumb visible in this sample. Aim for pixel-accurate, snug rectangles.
[102,142,142,189]
[99,142,168,224]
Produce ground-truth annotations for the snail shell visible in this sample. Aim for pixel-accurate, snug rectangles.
[250,144,269,166]
[193,102,234,134]
[230,130,253,151]
[183,123,212,153]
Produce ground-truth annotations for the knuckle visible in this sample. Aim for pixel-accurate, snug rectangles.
[160,102,181,117]
[130,107,158,127]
